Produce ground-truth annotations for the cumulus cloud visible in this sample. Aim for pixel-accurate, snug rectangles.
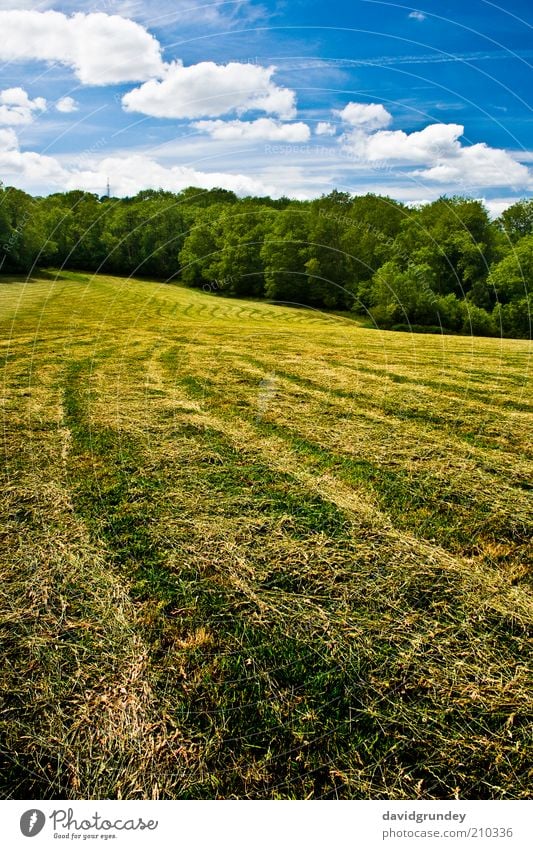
[0,10,297,124]
[482,198,517,219]
[341,114,532,190]
[315,121,336,136]
[55,96,78,113]
[336,102,392,130]
[0,127,275,196]
[67,154,275,197]
[413,143,532,189]
[0,127,19,150]
[122,61,297,119]
[0,126,67,183]
[0,87,46,126]
[343,123,464,164]
[0,10,164,84]
[409,11,426,21]
[193,117,310,142]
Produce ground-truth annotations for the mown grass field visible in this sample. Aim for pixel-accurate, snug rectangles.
[1,271,532,800]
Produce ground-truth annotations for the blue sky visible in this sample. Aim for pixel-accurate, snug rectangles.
[0,0,532,213]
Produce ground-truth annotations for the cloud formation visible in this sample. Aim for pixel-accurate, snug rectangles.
[122,61,297,119]
[68,154,274,197]
[343,122,464,164]
[0,127,19,150]
[193,118,310,142]
[337,102,393,130]
[0,2,530,207]
[0,10,164,84]
[55,96,78,113]
[0,87,46,125]
[340,115,532,190]
[0,125,67,182]
[315,122,336,136]
[0,125,275,197]
[413,143,532,189]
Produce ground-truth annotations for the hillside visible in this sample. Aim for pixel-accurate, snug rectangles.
[1,272,531,799]
[1,187,532,338]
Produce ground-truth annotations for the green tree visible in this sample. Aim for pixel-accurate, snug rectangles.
[497,199,533,244]
[461,302,496,336]
[261,208,312,304]
[136,198,186,278]
[392,197,496,299]
[1,185,530,340]
[0,186,43,272]
[178,206,224,287]
[341,195,405,307]
[488,234,533,304]
[493,298,531,338]
[305,203,355,308]
[435,293,464,331]
[370,261,438,326]
[0,183,13,265]
[213,205,275,297]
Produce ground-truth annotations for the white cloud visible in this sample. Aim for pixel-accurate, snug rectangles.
[122,61,297,119]
[67,154,275,197]
[0,10,164,84]
[343,123,464,164]
[55,96,78,113]
[0,127,276,196]
[413,143,532,189]
[409,11,426,21]
[193,117,310,143]
[509,150,533,163]
[481,198,517,219]
[315,121,336,136]
[0,126,68,183]
[336,102,392,130]
[0,127,19,150]
[341,115,533,191]
[0,87,46,126]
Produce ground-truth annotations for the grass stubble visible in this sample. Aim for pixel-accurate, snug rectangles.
[0,272,531,799]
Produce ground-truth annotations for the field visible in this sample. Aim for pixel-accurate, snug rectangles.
[1,271,531,800]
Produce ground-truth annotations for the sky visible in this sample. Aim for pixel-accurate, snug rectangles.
[0,0,532,213]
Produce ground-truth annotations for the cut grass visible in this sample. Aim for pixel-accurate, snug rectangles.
[0,272,532,799]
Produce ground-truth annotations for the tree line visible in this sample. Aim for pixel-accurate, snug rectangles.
[1,183,531,338]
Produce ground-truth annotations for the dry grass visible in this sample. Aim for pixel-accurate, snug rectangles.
[1,270,532,799]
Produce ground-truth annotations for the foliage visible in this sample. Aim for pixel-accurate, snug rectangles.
[261,207,312,303]
[496,198,533,244]
[488,234,533,303]
[0,183,531,337]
